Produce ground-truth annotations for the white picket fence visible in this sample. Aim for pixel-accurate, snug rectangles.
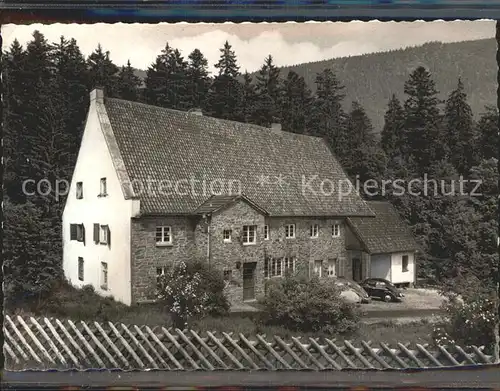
[4,314,494,370]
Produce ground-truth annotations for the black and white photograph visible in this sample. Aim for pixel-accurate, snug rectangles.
[2,20,499,372]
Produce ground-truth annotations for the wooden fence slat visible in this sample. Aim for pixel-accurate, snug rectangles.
[121,323,158,369]
[255,334,292,369]
[415,343,443,367]
[206,331,244,369]
[4,341,19,364]
[93,321,129,368]
[7,316,42,363]
[67,319,105,367]
[274,336,308,369]
[55,319,88,363]
[44,318,80,367]
[343,340,375,369]
[190,330,228,369]
[324,338,356,368]
[162,327,200,370]
[453,345,478,365]
[80,321,119,368]
[175,329,213,370]
[437,345,460,366]
[4,327,30,362]
[397,343,425,368]
[108,321,144,368]
[291,337,325,370]
[134,325,169,369]
[380,342,408,369]
[144,325,181,370]
[361,341,391,369]
[471,346,491,364]
[239,333,274,370]
[222,332,260,370]
[308,338,342,370]
[30,317,67,366]
[17,316,54,364]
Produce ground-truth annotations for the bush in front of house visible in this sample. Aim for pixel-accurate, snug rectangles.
[433,274,497,352]
[259,274,361,334]
[157,260,230,328]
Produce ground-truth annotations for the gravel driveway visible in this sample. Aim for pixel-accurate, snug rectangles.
[363,288,445,311]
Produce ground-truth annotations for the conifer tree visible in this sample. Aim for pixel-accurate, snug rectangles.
[254,55,281,127]
[145,44,190,110]
[403,66,442,174]
[87,44,119,97]
[476,106,499,161]
[187,48,210,109]
[381,94,406,159]
[240,71,258,124]
[444,78,476,174]
[308,68,346,156]
[280,70,312,134]
[117,60,142,101]
[204,41,243,121]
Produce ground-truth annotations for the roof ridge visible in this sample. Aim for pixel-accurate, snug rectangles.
[104,96,326,142]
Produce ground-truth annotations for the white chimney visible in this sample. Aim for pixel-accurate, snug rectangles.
[189,108,203,116]
[271,123,282,131]
[90,88,104,103]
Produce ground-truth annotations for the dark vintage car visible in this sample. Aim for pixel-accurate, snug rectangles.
[361,278,404,302]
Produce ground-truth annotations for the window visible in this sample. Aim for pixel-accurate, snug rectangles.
[100,225,109,244]
[271,258,282,277]
[283,257,296,273]
[332,224,340,237]
[402,255,409,272]
[264,225,269,240]
[78,257,84,281]
[242,225,256,244]
[223,229,232,242]
[310,224,319,238]
[99,177,107,196]
[156,267,166,290]
[327,259,337,277]
[101,262,108,289]
[314,260,323,277]
[76,182,83,199]
[71,224,85,242]
[285,224,295,239]
[156,226,172,245]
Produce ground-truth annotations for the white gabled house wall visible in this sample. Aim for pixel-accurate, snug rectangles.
[369,252,415,285]
[62,90,139,305]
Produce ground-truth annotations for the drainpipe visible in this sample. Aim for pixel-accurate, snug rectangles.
[205,215,211,268]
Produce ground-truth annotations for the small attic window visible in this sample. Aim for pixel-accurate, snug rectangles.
[76,182,83,199]
[99,178,107,197]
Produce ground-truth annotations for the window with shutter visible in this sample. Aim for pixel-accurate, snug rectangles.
[94,224,100,243]
[76,224,85,242]
[101,262,108,289]
[100,225,109,244]
[78,257,84,281]
[70,224,77,240]
[76,182,83,199]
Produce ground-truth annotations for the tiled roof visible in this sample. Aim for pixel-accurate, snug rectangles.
[192,194,268,215]
[104,97,375,217]
[347,201,419,254]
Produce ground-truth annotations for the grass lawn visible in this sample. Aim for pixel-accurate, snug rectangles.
[6,281,436,346]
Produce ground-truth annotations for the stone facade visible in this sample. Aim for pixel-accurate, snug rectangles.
[130,199,353,305]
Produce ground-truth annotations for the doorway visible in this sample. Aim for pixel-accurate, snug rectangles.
[352,258,362,282]
[242,262,256,301]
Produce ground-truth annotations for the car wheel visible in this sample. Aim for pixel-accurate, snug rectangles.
[383,294,393,302]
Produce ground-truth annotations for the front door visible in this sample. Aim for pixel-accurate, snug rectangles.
[242,262,256,301]
[352,258,362,282]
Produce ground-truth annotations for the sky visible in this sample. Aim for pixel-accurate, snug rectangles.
[2,21,495,74]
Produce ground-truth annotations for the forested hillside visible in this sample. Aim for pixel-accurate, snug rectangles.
[255,39,496,131]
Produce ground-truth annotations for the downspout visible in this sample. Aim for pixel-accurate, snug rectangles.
[205,214,211,268]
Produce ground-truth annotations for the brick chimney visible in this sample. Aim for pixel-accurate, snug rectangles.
[90,87,104,103]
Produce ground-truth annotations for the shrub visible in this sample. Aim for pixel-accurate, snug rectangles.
[259,274,360,334]
[433,274,498,352]
[157,260,230,328]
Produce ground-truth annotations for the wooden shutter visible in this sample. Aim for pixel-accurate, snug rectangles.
[81,224,86,245]
[107,226,111,248]
[93,224,100,243]
[70,224,77,240]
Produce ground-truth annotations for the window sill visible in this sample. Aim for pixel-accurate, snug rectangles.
[100,242,108,246]
[310,236,319,239]
[156,242,173,247]
[242,242,256,246]
[223,240,232,243]
[97,193,108,198]
[285,237,295,240]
